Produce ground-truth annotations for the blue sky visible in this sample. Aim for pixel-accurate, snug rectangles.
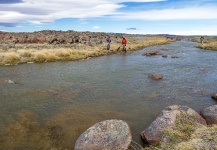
[0,0,217,35]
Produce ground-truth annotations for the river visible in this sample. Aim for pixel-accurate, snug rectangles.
[0,40,216,149]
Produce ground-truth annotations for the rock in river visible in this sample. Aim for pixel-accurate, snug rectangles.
[211,93,217,100]
[201,105,217,125]
[148,74,163,80]
[74,119,132,150]
[140,105,206,146]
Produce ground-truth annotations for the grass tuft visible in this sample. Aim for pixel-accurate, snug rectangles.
[46,52,57,62]
[55,50,71,57]
[144,113,217,150]
[3,53,20,65]
[18,50,32,57]
[33,52,47,63]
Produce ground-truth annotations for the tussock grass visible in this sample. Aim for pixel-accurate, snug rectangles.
[2,52,20,65]
[18,50,32,57]
[33,52,47,63]
[55,49,71,57]
[194,37,217,50]
[173,125,217,150]
[197,42,217,50]
[46,52,57,62]
[144,113,217,150]
[0,36,172,66]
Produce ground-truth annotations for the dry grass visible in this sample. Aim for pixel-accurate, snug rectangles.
[33,52,47,63]
[197,42,217,50]
[55,49,71,58]
[45,52,57,62]
[2,52,20,65]
[0,36,172,66]
[144,113,217,150]
[194,37,217,50]
[18,50,32,57]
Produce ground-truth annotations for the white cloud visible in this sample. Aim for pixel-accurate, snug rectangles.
[1,0,217,36]
[115,6,217,20]
[125,26,217,35]
[93,26,101,29]
[110,0,165,2]
[0,0,123,26]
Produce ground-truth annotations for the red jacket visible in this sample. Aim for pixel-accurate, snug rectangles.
[122,39,127,44]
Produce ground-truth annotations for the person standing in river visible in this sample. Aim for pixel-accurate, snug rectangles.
[106,36,111,50]
[122,37,127,52]
[200,36,204,44]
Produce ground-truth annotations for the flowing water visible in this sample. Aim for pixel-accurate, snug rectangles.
[0,41,216,149]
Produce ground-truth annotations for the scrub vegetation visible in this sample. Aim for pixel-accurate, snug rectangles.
[193,36,217,50]
[144,113,217,150]
[0,35,172,66]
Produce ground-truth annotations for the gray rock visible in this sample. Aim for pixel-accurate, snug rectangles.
[140,105,206,146]
[211,93,217,100]
[201,105,217,125]
[74,119,132,150]
[162,54,168,58]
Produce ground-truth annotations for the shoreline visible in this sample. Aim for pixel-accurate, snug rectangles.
[0,34,173,66]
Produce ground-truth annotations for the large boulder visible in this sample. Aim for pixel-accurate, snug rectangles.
[140,105,206,146]
[74,119,132,150]
[201,105,217,125]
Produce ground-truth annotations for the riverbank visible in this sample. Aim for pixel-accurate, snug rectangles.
[0,30,173,66]
[193,36,217,50]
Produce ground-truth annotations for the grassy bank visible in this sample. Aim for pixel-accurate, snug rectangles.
[144,113,217,150]
[0,36,172,66]
[193,37,217,50]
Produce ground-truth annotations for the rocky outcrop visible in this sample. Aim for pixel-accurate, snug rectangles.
[74,119,132,150]
[140,105,206,146]
[201,105,217,125]
[0,30,119,50]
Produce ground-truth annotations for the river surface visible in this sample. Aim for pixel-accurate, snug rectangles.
[0,41,216,149]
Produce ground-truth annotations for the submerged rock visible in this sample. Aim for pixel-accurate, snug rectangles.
[143,50,162,56]
[201,105,217,125]
[140,105,206,146]
[211,93,217,100]
[171,55,178,58]
[162,54,168,58]
[148,74,163,80]
[74,119,132,150]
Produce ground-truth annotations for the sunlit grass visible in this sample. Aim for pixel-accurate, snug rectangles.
[0,36,172,66]
[144,113,217,150]
[55,49,71,58]
[45,52,57,62]
[2,52,20,65]
[18,50,32,57]
[33,52,47,63]
[194,37,217,50]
